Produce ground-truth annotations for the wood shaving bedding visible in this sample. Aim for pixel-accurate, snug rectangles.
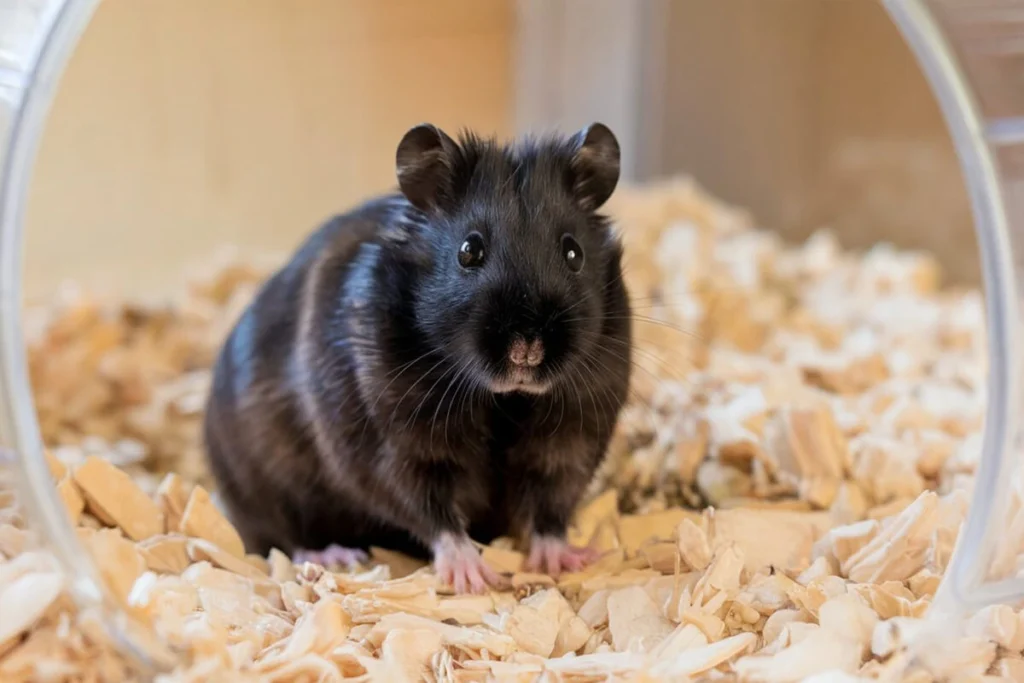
[0,177,1015,681]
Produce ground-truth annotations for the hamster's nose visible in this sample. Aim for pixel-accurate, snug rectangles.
[509,337,544,367]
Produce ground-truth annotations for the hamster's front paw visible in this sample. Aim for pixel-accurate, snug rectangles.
[293,544,368,569]
[527,535,600,576]
[432,532,500,594]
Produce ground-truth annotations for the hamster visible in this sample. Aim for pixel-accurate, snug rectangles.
[203,122,632,593]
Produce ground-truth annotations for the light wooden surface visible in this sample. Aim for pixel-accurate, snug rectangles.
[656,1,977,283]
[25,0,514,298]
[25,0,984,300]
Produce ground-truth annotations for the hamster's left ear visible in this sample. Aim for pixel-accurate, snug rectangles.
[569,123,620,210]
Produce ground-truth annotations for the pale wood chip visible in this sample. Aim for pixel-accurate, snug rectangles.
[649,631,757,678]
[696,460,753,505]
[639,542,679,574]
[801,352,889,395]
[72,455,164,541]
[917,635,996,680]
[618,508,698,554]
[734,627,864,680]
[179,485,246,559]
[578,569,662,603]
[830,481,870,525]
[435,594,495,625]
[814,519,880,568]
[851,435,925,504]
[711,508,831,573]
[907,569,941,599]
[675,518,712,571]
[606,585,674,653]
[380,628,443,682]
[481,545,524,575]
[85,528,146,606]
[767,405,850,508]
[156,472,192,533]
[368,612,517,657]
[797,556,836,585]
[996,657,1024,682]
[843,492,938,583]
[255,598,352,671]
[569,489,619,548]
[577,589,610,629]
[0,525,29,560]
[675,416,710,483]
[56,475,84,525]
[44,449,66,480]
[369,547,425,580]
[137,534,191,574]
[849,583,913,620]
[966,604,1022,651]
[678,609,726,642]
[268,548,297,583]
[499,589,565,657]
[511,572,556,591]
[691,543,745,607]
[187,538,268,580]
[762,609,810,647]
[0,571,64,653]
[719,497,813,511]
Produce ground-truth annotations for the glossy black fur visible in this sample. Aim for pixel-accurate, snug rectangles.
[203,130,632,559]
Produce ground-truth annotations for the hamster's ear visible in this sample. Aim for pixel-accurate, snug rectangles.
[396,123,456,211]
[569,123,620,210]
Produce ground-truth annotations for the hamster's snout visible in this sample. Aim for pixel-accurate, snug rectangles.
[477,285,576,395]
[508,337,544,368]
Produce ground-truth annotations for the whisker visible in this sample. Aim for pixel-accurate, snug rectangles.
[560,361,587,436]
[572,356,611,437]
[565,314,705,343]
[357,347,436,446]
[389,356,450,434]
[576,329,694,384]
[431,357,473,446]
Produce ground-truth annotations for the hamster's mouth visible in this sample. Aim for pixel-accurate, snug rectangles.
[489,366,551,395]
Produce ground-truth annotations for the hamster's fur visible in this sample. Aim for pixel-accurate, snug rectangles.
[203,123,632,592]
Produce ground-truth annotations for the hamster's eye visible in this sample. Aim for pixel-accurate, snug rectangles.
[562,234,585,273]
[458,232,486,269]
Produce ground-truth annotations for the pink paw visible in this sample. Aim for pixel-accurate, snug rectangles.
[293,544,368,569]
[527,536,601,576]
[432,533,501,594]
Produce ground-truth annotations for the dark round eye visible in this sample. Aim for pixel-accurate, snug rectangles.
[562,234,584,273]
[458,232,486,269]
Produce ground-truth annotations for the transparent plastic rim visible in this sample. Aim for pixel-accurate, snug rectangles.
[0,0,176,674]
[884,0,1024,612]
[0,0,1019,674]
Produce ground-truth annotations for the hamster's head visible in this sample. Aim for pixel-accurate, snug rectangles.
[397,122,625,396]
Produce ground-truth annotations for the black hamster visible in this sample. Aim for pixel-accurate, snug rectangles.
[203,122,632,593]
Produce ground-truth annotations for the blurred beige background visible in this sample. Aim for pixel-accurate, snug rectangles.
[24,0,979,300]
[653,1,976,284]
[25,0,514,298]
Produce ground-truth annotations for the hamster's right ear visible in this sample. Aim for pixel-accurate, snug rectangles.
[396,123,456,211]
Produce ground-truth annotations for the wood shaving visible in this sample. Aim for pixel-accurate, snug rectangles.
[0,178,1003,681]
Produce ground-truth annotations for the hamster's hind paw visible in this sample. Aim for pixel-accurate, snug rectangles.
[432,532,501,594]
[527,535,601,576]
[293,544,368,569]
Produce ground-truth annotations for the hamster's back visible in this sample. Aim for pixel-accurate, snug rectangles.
[202,194,413,553]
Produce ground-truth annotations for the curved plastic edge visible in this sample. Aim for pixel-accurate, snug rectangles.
[883,0,1024,612]
[0,0,177,673]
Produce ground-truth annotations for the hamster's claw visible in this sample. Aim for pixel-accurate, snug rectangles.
[527,535,601,576]
[432,532,501,594]
[293,544,368,569]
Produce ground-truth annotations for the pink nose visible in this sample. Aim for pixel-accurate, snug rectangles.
[509,337,544,367]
